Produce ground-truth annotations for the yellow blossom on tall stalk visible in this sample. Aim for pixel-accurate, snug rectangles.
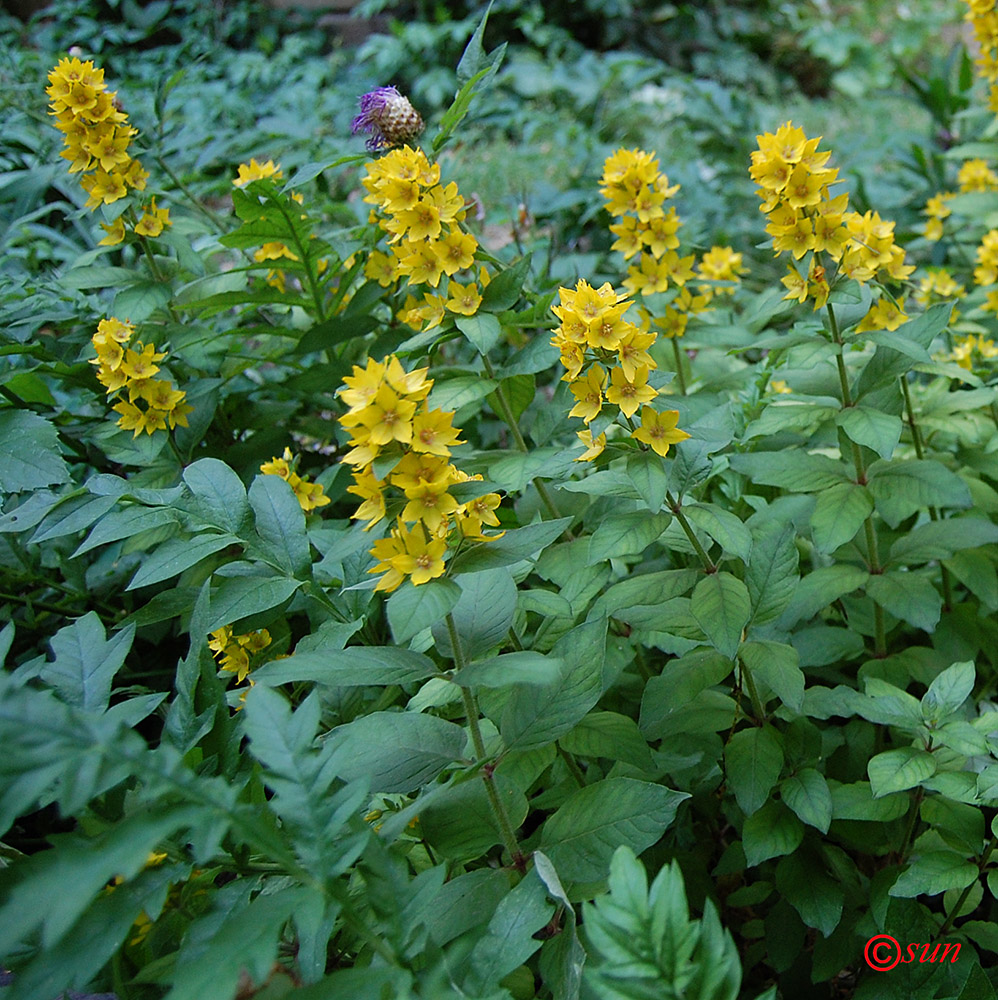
[751,122,913,314]
[260,447,331,513]
[361,144,488,331]
[208,626,272,688]
[336,354,503,592]
[47,57,169,246]
[89,317,191,437]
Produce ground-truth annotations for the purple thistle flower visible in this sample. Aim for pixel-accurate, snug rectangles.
[351,86,425,152]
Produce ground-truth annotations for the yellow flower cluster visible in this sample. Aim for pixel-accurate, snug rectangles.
[923,192,955,242]
[46,57,168,246]
[963,0,998,111]
[260,447,331,513]
[915,269,965,320]
[974,229,998,288]
[337,354,503,592]
[751,122,912,314]
[208,625,272,684]
[361,145,486,331]
[944,333,998,371]
[550,280,690,461]
[89,317,191,437]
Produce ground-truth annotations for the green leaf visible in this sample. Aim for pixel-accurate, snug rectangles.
[464,869,553,994]
[626,451,669,512]
[867,459,972,528]
[560,711,654,770]
[488,374,535,423]
[387,578,461,644]
[481,254,532,312]
[890,517,998,566]
[668,438,714,497]
[40,613,134,713]
[742,800,804,866]
[540,777,689,882]
[829,780,909,821]
[73,504,178,557]
[182,458,252,535]
[888,851,979,898]
[690,573,751,659]
[501,618,606,751]
[639,650,734,738]
[746,520,799,626]
[810,482,874,553]
[740,640,804,712]
[586,511,670,564]
[249,473,310,577]
[127,532,239,590]
[781,769,833,833]
[921,660,975,721]
[326,711,466,793]
[451,517,572,573]
[775,853,843,936]
[778,565,869,629]
[453,651,562,688]
[0,410,69,492]
[429,374,498,413]
[30,493,119,544]
[865,571,942,632]
[868,747,937,797]
[456,313,502,355]
[252,645,439,687]
[205,575,302,633]
[684,504,752,561]
[724,726,784,816]
[432,568,516,659]
[729,451,849,493]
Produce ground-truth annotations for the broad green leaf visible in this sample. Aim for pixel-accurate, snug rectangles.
[464,869,553,994]
[128,532,239,590]
[326,711,466,793]
[775,853,843,936]
[452,651,562,688]
[501,618,606,751]
[867,459,972,528]
[586,511,670,564]
[40,613,134,713]
[432,568,516,659]
[249,474,310,577]
[560,711,654,770]
[205,575,302,633]
[868,747,937,797]
[451,517,572,573]
[73,504,178,557]
[684,503,752,561]
[828,780,909,821]
[540,777,689,882]
[456,313,502,354]
[0,489,61,534]
[836,406,903,459]
[30,493,119,544]
[639,650,734,738]
[667,438,714,497]
[690,573,750,659]
[0,410,69,492]
[921,660,975,721]
[724,726,784,816]
[729,451,849,492]
[487,374,534,422]
[889,517,998,566]
[865,572,942,632]
[592,568,698,620]
[252,645,440,687]
[810,482,873,554]
[742,800,804,867]
[533,851,586,1000]
[429,374,498,413]
[626,451,669,512]
[425,868,510,946]
[746,521,799,626]
[778,565,869,629]
[740,640,804,712]
[481,254,532,313]
[944,550,998,610]
[781,769,832,833]
[745,402,838,441]
[182,458,252,535]
[387,578,461,644]
[888,851,979,898]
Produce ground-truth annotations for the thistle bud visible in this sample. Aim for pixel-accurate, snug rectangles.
[351,86,424,152]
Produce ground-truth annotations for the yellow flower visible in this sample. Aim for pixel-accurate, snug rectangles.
[234,158,283,187]
[445,280,482,316]
[630,406,691,457]
[606,364,657,418]
[855,297,908,333]
[575,428,607,462]
[98,217,126,245]
[410,408,465,456]
[568,365,607,424]
[292,478,330,513]
[769,379,792,395]
[261,447,294,479]
[134,197,170,237]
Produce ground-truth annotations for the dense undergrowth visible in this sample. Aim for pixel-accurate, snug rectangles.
[4,1,998,998]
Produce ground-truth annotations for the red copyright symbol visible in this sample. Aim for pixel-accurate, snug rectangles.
[865,934,901,972]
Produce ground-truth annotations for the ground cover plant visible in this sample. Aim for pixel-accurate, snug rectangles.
[5,1,998,998]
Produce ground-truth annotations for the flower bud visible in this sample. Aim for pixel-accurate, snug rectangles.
[351,86,424,151]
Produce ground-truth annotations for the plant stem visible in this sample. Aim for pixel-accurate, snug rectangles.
[827,301,885,655]
[937,834,997,937]
[479,354,566,527]
[446,613,526,870]
[665,489,716,572]
[896,785,924,865]
[557,744,587,787]
[670,336,688,395]
[737,656,767,724]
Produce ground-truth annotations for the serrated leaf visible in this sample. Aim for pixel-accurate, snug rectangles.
[0,410,69,492]
[868,747,937,797]
[690,573,750,659]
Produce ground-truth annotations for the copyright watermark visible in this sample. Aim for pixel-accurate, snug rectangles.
[864,935,961,971]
